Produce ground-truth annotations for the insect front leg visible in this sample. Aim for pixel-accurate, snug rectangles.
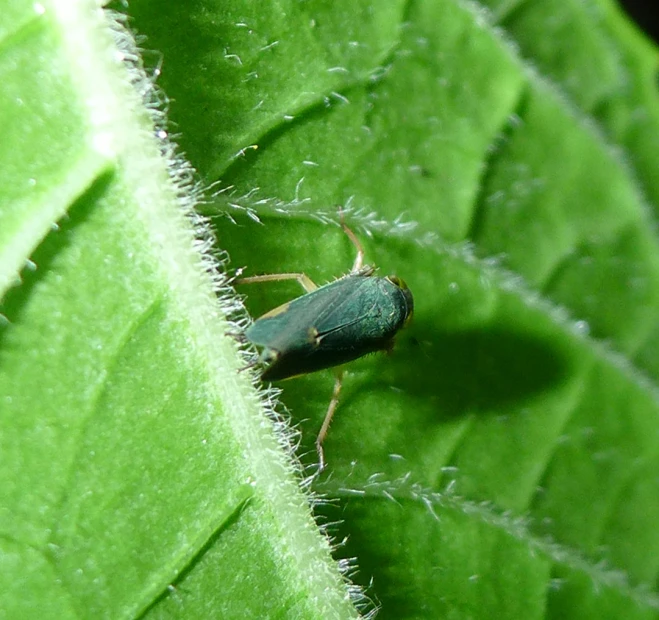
[315,369,345,472]
[236,272,318,294]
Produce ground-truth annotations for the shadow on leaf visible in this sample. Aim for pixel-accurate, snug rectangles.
[373,323,571,419]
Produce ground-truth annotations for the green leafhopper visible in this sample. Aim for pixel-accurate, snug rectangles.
[237,212,413,470]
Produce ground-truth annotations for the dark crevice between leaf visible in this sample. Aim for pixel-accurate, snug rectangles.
[216,70,387,188]
[216,19,412,190]
[0,170,115,350]
[400,0,416,25]
[466,82,532,244]
[209,1,417,194]
[217,108,315,186]
[209,2,412,183]
[490,0,537,31]
[135,494,253,619]
[212,82,368,185]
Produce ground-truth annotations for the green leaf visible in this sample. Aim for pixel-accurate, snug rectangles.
[5,0,659,618]
[0,1,356,618]
[127,0,659,617]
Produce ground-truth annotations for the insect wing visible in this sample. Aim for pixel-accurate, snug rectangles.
[312,277,408,349]
[245,276,367,352]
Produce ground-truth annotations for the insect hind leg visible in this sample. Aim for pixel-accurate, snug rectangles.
[315,369,344,472]
[236,272,317,294]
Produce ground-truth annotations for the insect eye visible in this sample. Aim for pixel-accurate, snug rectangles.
[386,275,408,290]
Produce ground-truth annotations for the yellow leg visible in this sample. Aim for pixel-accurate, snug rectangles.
[338,207,365,273]
[237,272,317,294]
[316,370,344,472]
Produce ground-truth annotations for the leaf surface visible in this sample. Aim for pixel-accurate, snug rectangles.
[129,0,659,616]
[0,1,355,618]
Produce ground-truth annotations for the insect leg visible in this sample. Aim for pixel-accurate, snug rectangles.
[237,358,260,373]
[315,370,344,472]
[236,272,317,293]
[338,208,365,273]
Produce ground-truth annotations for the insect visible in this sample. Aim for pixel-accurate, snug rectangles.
[237,213,413,471]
